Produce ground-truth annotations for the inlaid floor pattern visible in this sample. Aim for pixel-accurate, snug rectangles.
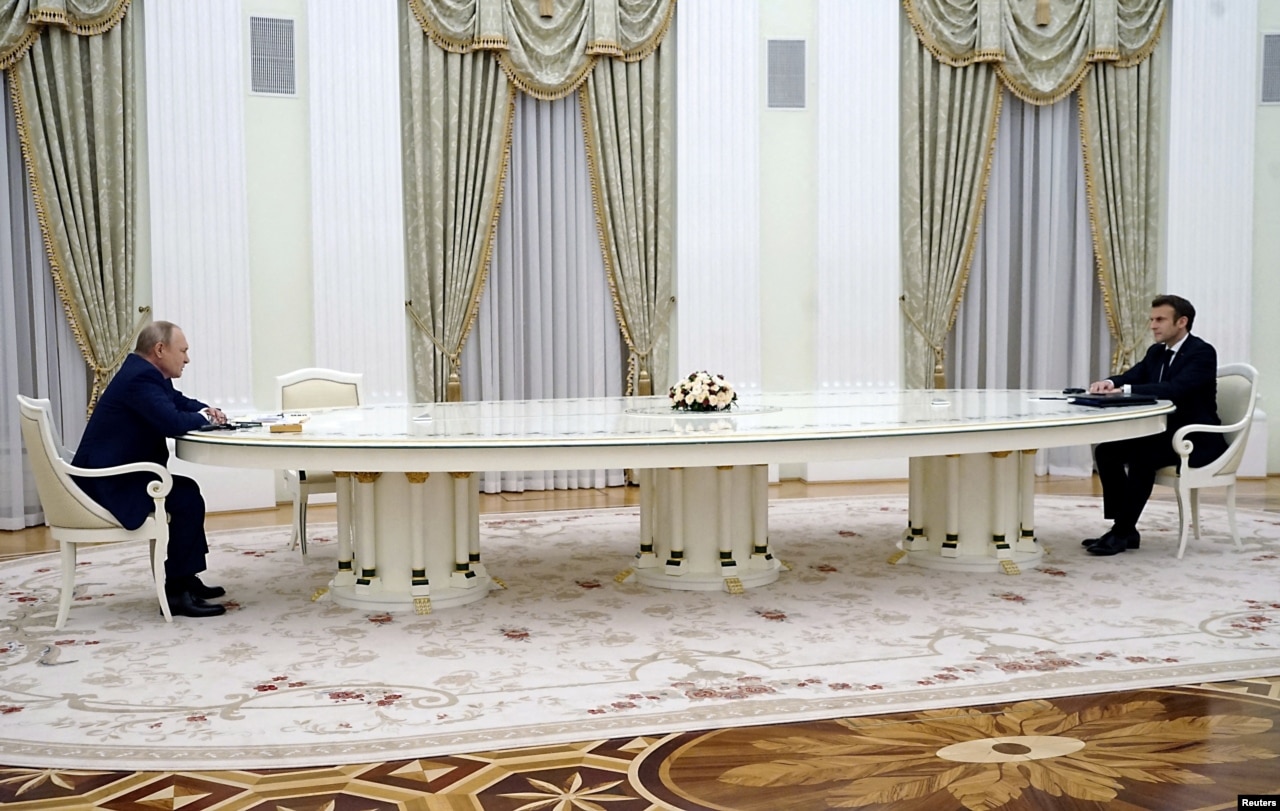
[3,477,1277,810]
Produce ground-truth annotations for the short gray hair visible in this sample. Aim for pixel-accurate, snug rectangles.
[134,321,179,355]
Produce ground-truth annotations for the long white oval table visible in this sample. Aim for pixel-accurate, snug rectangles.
[176,390,1170,612]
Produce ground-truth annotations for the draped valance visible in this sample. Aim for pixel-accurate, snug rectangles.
[0,0,127,69]
[904,0,1164,104]
[408,0,674,99]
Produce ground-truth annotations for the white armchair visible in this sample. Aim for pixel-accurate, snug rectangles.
[1153,363,1260,559]
[275,368,363,556]
[16,395,174,628]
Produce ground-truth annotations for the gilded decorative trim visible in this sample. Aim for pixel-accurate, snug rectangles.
[2,0,132,68]
[944,77,1004,338]
[407,0,509,54]
[28,0,131,37]
[404,61,516,401]
[586,40,624,58]
[579,79,639,394]
[1076,85,1126,372]
[452,77,517,379]
[995,59,1092,107]
[903,0,1166,108]
[10,65,99,405]
[901,0,1003,69]
[409,0,675,100]
[9,5,140,409]
[497,51,597,101]
[0,28,41,71]
[1109,5,1166,69]
[617,0,676,64]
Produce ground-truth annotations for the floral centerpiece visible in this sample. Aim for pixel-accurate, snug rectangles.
[669,371,737,412]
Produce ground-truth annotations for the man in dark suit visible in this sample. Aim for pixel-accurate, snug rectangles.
[72,321,230,617]
[1083,295,1226,556]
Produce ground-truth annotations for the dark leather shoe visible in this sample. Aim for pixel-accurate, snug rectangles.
[189,576,226,600]
[1088,530,1141,556]
[167,590,227,618]
[1082,530,1114,548]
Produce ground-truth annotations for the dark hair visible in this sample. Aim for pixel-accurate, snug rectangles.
[1151,294,1195,331]
[134,321,179,355]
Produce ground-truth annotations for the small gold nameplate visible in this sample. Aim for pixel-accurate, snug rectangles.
[270,423,303,433]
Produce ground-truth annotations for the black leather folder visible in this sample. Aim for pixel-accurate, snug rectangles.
[1068,393,1159,408]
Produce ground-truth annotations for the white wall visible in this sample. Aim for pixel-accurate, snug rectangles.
[131,0,1277,505]
[243,0,315,407]
[1256,0,1280,471]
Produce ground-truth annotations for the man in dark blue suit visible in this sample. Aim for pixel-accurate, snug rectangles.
[72,321,230,617]
[1083,295,1226,556]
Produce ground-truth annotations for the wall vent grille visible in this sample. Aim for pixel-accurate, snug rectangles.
[767,39,806,109]
[1263,33,1280,104]
[250,16,296,96]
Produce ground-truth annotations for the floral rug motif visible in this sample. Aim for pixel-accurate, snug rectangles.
[1,496,1277,771]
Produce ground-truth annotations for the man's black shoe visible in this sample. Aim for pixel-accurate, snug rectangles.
[188,576,226,600]
[1088,530,1141,556]
[1082,530,1114,548]
[167,590,227,618]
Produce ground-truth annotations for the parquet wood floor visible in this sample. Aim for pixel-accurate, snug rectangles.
[2,477,1277,810]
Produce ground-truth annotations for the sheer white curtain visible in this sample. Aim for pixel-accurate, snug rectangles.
[1,72,89,530]
[948,92,1113,476]
[460,92,626,494]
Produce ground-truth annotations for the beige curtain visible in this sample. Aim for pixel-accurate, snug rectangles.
[900,28,1002,389]
[402,5,516,403]
[1079,55,1161,373]
[408,0,674,100]
[4,0,140,408]
[581,41,672,396]
[905,0,1164,104]
[404,0,675,399]
[902,0,1165,387]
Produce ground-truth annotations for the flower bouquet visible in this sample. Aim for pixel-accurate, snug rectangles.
[669,371,737,412]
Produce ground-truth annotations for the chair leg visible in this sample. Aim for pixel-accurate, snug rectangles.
[1226,483,1242,551]
[152,538,173,624]
[1190,489,1201,539]
[289,495,304,551]
[1175,485,1192,560]
[299,499,309,557]
[55,542,76,630]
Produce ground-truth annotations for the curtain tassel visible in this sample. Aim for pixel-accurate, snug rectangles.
[446,370,462,402]
[637,368,652,396]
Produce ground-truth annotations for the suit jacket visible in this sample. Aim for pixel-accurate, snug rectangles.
[72,353,210,530]
[1108,333,1226,467]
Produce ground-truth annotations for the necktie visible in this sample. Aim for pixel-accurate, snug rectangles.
[1159,348,1174,381]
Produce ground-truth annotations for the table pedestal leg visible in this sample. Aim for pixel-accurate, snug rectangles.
[635,465,779,591]
[942,455,961,558]
[748,464,773,570]
[450,472,479,589]
[634,468,659,569]
[1017,449,1038,552]
[353,472,381,593]
[905,457,928,550]
[903,453,1043,573]
[326,471,490,611]
[406,472,431,614]
[333,471,356,587]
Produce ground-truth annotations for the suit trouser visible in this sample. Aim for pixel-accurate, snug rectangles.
[1094,434,1179,532]
[163,475,210,579]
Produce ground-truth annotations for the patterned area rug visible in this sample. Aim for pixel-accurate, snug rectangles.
[1,496,1278,771]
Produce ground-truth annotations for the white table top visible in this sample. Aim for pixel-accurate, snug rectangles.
[176,390,1171,473]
